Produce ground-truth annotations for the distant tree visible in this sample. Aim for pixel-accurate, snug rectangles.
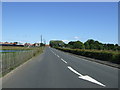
[67,41,76,48]
[84,39,104,50]
[49,40,65,47]
[94,41,103,50]
[116,44,120,51]
[64,44,68,47]
[73,41,85,49]
[67,41,84,49]
[84,42,90,49]
[68,41,75,46]
[50,39,120,51]
[103,44,108,50]
[85,39,95,49]
[40,43,45,46]
[106,44,115,50]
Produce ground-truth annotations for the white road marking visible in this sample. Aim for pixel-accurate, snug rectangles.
[51,50,67,64]
[51,48,106,87]
[67,66,82,76]
[61,58,67,64]
[67,66,106,87]
[57,55,60,58]
[51,50,55,54]
[51,49,67,64]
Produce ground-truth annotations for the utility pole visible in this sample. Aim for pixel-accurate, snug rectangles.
[41,35,42,47]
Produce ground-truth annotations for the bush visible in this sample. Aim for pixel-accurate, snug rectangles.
[55,47,120,64]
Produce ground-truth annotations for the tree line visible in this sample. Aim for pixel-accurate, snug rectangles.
[49,39,120,51]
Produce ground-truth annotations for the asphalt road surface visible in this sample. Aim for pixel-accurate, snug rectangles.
[2,47,118,88]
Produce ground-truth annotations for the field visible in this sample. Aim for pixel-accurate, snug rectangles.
[1,46,41,50]
[1,46,45,76]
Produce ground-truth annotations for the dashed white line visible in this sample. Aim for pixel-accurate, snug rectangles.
[51,48,105,87]
[57,55,60,58]
[51,50,68,64]
[51,50,55,54]
[61,58,67,64]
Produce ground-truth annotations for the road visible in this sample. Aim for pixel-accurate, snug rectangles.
[2,47,118,88]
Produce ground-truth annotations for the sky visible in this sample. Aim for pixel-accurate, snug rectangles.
[2,2,118,44]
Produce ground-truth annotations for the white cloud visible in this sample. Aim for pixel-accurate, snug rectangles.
[74,36,79,40]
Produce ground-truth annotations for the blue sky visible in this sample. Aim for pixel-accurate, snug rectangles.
[2,2,118,44]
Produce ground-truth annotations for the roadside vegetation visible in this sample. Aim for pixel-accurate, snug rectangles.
[49,39,120,64]
[1,46,40,50]
[1,46,45,77]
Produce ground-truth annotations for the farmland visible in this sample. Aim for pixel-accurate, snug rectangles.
[1,46,41,50]
[0,46,45,76]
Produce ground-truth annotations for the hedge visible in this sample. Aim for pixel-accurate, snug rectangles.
[55,47,120,64]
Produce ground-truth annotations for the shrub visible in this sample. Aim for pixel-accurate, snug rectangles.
[55,47,120,64]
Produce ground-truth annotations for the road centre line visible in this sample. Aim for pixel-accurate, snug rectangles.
[51,49,67,64]
[50,50,60,58]
[52,48,105,87]
[57,55,60,58]
[61,58,67,64]
[51,50,55,54]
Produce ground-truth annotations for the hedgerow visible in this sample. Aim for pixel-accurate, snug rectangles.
[55,47,120,64]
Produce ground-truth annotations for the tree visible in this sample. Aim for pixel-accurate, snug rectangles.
[68,41,84,49]
[106,44,115,50]
[85,39,95,49]
[84,42,90,49]
[114,44,119,51]
[40,43,45,46]
[73,41,85,49]
[49,40,65,47]
[67,41,76,48]
[84,39,103,50]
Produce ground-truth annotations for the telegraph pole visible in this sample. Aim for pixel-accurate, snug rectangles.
[41,35,42,47]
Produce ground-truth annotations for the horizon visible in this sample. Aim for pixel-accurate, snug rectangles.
[1,39,119,45]
[2,2,118,44]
